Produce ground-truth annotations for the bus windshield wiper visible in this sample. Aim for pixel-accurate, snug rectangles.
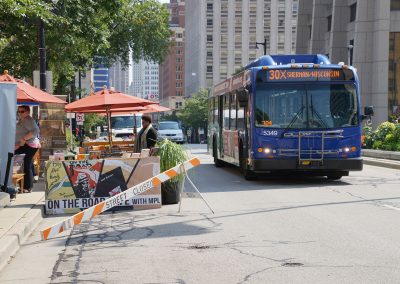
[309,97,328,128]
[281,105,305,138]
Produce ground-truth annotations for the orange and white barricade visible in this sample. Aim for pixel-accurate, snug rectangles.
[41,157,201,241]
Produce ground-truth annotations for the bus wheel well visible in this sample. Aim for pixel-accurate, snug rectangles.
[213,136,223,167]
[239,140,255,180]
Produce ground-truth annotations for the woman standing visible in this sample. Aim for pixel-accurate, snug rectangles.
[15,105,40,192]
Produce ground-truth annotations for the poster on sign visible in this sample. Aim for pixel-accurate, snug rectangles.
[45,156,161,214]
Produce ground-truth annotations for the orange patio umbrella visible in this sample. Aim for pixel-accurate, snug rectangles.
[65,88,155,113]
[0,71,66,104]
[83,103,171,114]
[65,88,156,146]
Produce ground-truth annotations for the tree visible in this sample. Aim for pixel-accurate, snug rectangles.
[178,89,209,142]
[83,114,106,135]
[0,0,171,95]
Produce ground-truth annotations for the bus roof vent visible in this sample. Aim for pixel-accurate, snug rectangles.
[338,62,345,66]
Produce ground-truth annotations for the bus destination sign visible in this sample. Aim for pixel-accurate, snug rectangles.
[264,68,354,82]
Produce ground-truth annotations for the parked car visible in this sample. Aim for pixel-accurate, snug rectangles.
[157,121,185,144]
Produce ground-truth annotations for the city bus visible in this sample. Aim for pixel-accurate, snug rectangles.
[208,54,373,180]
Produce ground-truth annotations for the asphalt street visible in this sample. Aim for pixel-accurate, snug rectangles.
[1,144,400,284]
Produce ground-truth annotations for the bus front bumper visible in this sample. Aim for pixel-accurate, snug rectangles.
[250,158,363,173]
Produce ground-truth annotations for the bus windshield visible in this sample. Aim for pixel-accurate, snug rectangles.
[255,83,358,129]
[111,116,142,129]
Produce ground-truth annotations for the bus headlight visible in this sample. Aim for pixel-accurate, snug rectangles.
[343,146,357,153]
[264,148,271,154]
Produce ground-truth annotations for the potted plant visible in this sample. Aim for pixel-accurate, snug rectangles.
[156,139,188,204]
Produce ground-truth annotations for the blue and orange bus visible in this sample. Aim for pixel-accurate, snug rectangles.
[208,54,373,180]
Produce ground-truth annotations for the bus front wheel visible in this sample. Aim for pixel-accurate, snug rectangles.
[239,145,256,180]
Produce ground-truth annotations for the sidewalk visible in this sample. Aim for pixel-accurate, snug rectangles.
[0,151,399,273]
[0,180,45,271]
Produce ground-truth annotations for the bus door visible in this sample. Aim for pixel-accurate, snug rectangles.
[218,95,224,155]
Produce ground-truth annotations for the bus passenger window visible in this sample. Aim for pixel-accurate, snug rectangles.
[230,93,237,130]
[223,95,230,129]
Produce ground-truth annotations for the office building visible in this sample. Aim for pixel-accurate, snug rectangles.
[131,60,159,101]
[93,65,110,92]
[185,0,299,96]
[159,0,185,111]
[296,0,400,125]
[109,60,132,95]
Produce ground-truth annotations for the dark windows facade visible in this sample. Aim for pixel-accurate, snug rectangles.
[350,3,357,22]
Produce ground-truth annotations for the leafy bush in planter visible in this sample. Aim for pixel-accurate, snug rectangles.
[363,121,400,151]
[156,139,188,204]
[157,139,188,182]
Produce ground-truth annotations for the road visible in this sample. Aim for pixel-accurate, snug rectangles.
[1,144,400,284]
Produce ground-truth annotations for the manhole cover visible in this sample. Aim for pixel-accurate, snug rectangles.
[188,245,211,250]
[282,262,304,267]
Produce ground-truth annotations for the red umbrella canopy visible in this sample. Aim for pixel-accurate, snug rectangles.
[84,104,170,114]
[0,71,66,104]
[65,88,155,113]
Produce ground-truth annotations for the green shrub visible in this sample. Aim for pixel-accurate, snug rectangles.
[375,122,396,141]
[372,140,383,150]
[156,139,188,183]
[394,124,400,140]
[66,130,79,150]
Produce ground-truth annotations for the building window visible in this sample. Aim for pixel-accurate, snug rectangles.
[391,0,400,10]
[327,15,332,32]
[350,3,357,22]
[207,19,213,26]
[176,33,183,38]
[207,35,213,42]
[207,65,213,73]
[207,51,213,57]
[207,3,213,11]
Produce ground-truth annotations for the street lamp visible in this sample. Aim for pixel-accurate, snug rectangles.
[255,38,267,55]
[347,44,354,66]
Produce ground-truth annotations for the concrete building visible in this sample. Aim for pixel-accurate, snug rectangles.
[159,0,185,111]
[296,0,400,125]
[131,60,159,101]
[185,0,299,96]
[109,60,132,95]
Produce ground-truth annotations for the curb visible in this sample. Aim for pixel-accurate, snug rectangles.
[362,149,400,161]
[0,200,44,271]
[363,157,400,170]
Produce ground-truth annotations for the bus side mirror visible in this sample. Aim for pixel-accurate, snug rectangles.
[362,106,374,120]
[238,90,248,108]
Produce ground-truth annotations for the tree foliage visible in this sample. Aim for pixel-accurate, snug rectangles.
[178,89,209,129]
[83,113,106,134]
[0,0,171,93]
